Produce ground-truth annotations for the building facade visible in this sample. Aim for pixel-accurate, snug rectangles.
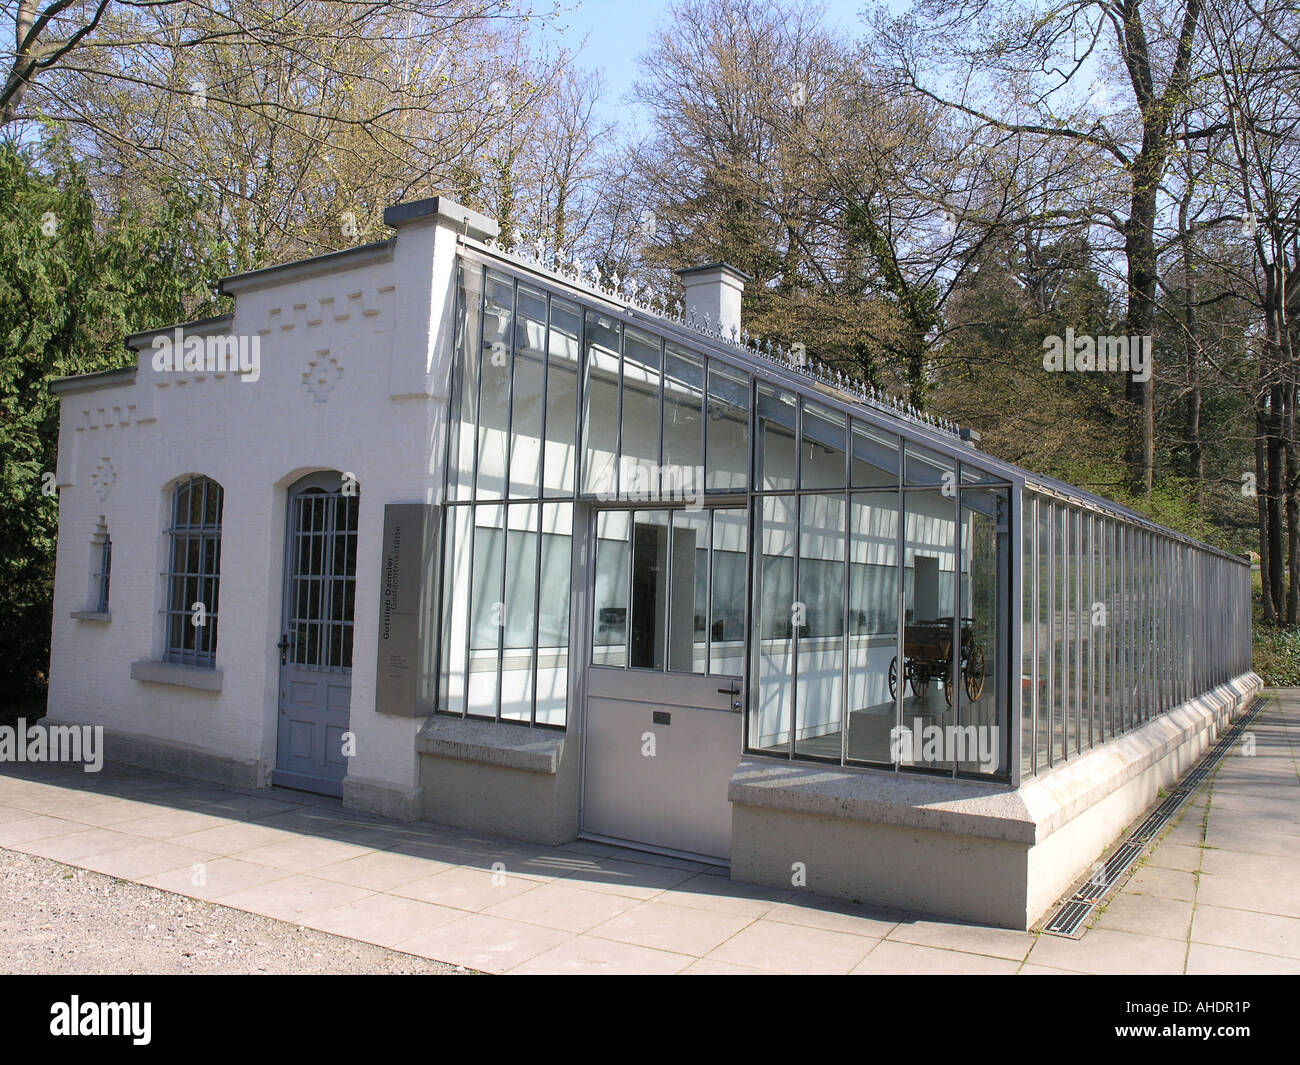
[47,197,1260,929]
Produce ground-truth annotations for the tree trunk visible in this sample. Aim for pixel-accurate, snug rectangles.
[1258,401,1275,622]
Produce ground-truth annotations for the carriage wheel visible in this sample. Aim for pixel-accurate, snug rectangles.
[964,645,986,702]
[909,666,929,698]
[888,657,898,701]
[944,667,954,707]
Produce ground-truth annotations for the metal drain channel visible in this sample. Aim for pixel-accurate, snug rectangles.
[1042,693,1269,937]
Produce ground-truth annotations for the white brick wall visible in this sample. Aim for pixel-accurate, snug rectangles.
[48,211,463,794]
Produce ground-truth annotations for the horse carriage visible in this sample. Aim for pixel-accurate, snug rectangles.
[888,617,986,706]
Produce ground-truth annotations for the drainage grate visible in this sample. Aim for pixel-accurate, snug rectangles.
[1042,693,1269,937]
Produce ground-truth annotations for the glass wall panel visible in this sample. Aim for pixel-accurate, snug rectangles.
[449,263,483,501]
[795,493,846,760]
[476,273,514,500]
[706,362,749,491]
[959,487,1008,775]
[851,420,900,487]
[1072,508,1083,756]
[668,509,709,674]
[800,401,847,490]
[1038,499,1052,768]
[535,503,572,725]
[847,490,900,765]
[905,441,955,488]
[620,326,662,498]
[439,506,473,714]
[710,508,747,675]
[1022,493,1036,775]
[501,504,538,721]
[901,488,957,771]
[468,504,505,718]
[508,284,547,498]
[581,311,620,497]
[592,509,630,666]
[1055,501,1066,764]
[630,510,670,669]
[543,298,580,497]
[756,383,798,491]
[663,344,704,497]
[750,494,795,754]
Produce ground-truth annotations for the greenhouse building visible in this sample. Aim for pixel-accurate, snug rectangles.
[46,196,1260,929]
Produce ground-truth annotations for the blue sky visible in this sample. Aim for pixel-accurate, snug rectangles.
[545,0,880,128]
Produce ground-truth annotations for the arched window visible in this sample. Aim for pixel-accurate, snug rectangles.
[164,476,223,667]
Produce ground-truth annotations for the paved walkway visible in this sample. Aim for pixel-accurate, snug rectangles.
[1,693,1296,974]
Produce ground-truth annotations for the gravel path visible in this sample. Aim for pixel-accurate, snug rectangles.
[0,848,469,974]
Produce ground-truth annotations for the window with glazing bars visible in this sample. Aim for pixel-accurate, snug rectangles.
[94,534,111,613]
[164,476,223,667]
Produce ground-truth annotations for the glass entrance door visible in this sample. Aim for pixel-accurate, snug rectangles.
[582,505,747,861]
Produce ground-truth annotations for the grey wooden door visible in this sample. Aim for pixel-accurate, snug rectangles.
[582,506,747,862]
[274,472,358,796]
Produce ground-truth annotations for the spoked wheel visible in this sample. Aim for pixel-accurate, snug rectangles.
[943,668,954,707]
[964,646,986,702]
[888,657,898,701]
[909,668,929,698]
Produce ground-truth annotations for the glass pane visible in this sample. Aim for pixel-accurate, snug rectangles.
[851,419,899,487]
[668,509,708,674]
[501,504,538,721]
[846,490,899,765]
[749,494,795,755]
[901,488,957,771]
[508,284,547,498]
[544,299,581,497]
[476,272,513,500]
[663,344,704,501]
[1022,493,1035,775]
[620,326,662,500]
[709,508,747,675]
[795,493,845,760]
[630,510,669,669]
[904,440,955,489]
[1037,500,1052,768]
[1054,504,1067,762]
[801,400,847,490]
[958,486,1007,775]
[536,503,572,725]
[449,263,483,501]
[756,383,797,491]
[592,510,630,666]
[581,311,620,497]
[467,504,504,718]
[705,362,749,491]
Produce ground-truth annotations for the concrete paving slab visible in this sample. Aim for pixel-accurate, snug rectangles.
[213,873,375,922]
[302,893,465,949]
[481,881,642,933]
[852,939,1021,974]
[397,914,572,973]
[509,933,693,975]
[587,899,754,956]
[706,920,878,974]
[1190,903,1300,960]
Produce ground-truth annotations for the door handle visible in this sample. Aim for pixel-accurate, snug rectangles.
[277,633,292,664]
[717,682,742,712]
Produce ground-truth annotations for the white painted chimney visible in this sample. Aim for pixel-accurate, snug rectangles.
[675,262,752,340]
